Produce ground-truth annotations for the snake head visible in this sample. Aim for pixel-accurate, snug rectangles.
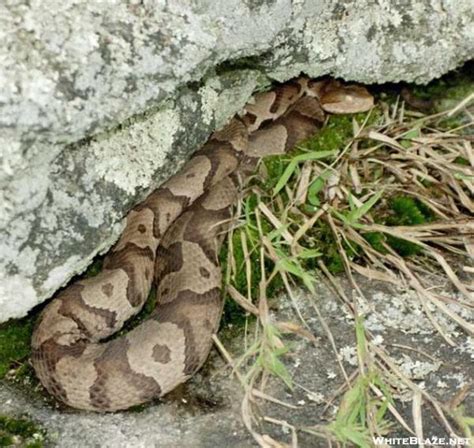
[320,82,374,114]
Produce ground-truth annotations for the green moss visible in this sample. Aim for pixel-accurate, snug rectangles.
[0,318,34,380]
[385,236,420,257]
[301,114,363,153]
[0,434,14,446]
[388,196,433,226]
[363,232,387,254]
[0,415,46,447]
[367,195,434,257]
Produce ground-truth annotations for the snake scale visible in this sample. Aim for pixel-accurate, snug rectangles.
[31,77,373,412]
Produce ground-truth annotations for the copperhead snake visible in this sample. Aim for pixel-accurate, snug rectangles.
[31,77,373,412]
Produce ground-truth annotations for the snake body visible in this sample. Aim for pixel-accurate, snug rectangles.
[31,78,373,411]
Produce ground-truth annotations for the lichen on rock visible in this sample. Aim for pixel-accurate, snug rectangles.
[0,0,473,320]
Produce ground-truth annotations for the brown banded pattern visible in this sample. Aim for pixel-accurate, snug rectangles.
[31,77,374,411]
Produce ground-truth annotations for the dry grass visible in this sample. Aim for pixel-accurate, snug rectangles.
[216,89,474,447]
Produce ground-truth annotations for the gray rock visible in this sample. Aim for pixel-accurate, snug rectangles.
[0,0,473,320]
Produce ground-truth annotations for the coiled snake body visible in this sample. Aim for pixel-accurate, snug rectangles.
[32,77,373,411]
